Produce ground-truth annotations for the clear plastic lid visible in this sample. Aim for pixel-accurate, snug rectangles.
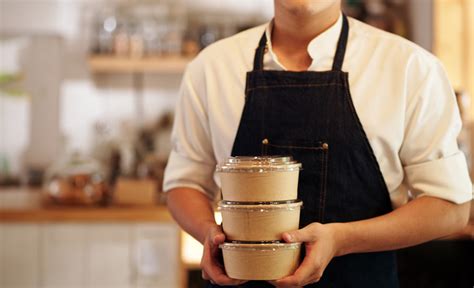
[216,156,302,173]
[220,242,302,251]
[218,200,303,212]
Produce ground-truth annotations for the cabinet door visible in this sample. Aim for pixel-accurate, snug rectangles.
[0,224,40,288]
[131,223,181,288]
[85,224,132,288]
[41,224,87,287]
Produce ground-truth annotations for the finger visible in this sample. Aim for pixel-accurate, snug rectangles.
[203,262,247,286]
[202,270,210,280]
[208,240,225,270]
[267,280,286,287]
[282,223,319,243]
[202,245,246,286]
[208,226,225,251]
[212,273,247,286]
[202,260,242,285]
[203,226,246,285]
[274,249,321,287]
[212,232,226,246]
[276,269,323,287]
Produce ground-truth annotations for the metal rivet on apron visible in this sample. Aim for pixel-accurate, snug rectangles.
[322,143,329,150]
[262,138,269,145]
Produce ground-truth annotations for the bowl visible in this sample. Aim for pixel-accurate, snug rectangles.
[220,242,301,280]
[216,156,301,202]
[218,200,302,241]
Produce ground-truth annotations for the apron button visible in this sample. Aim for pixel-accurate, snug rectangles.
[262,138,269,145]
[322,143,329,150]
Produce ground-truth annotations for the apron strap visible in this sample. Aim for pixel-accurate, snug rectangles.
[332,14,349,71]
[253,32,268,71]
[252,14,350,72]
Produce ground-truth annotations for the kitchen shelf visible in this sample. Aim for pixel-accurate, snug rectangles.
[0,188,174,222]
[88,55,194,74]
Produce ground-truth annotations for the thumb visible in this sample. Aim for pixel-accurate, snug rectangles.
[209,225,225,245]
[283,225,317,243]
[213,232,226,245]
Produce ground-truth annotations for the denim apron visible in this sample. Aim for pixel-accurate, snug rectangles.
[208,15,398,288]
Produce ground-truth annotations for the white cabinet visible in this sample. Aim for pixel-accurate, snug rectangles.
[40,224,87,288]
[0,223,180,288]
[85,224,133,288]
[131,224,180,288]
[0,224,40,288]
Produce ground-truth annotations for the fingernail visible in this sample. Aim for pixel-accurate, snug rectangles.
[285,233,293,242]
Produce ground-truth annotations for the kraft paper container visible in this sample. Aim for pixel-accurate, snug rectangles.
[218,200,302,241]
[220,242,301,280]
[216,156,302,202]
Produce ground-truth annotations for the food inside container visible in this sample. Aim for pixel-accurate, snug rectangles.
[216,156,302,202]
[218,200,302,241]
[220,242,301,280]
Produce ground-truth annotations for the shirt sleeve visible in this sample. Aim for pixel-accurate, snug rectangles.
[162,63,219,199]
[399,55,472,204]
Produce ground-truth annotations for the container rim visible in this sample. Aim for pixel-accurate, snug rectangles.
[225,156,294,164]
[220,242,302,251]
[216,156,302,173]
[216,163,302,173]
[217,200,303,211]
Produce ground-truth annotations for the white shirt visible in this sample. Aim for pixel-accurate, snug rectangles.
[163,14,473,208]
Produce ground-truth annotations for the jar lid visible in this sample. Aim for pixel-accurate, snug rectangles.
[217,200,303,212]
[216,156,302,173]
[219,242,302,251]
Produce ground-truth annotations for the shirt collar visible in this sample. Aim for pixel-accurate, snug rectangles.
[264,12,343,71]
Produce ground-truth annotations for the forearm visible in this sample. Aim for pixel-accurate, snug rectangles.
[334,196,471,256]
[166,187,217,244]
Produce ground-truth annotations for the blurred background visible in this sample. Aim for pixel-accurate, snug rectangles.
[0,0,473,287]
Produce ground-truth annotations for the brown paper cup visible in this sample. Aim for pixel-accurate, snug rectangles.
[220,242,301,280]
[219,201,302,241]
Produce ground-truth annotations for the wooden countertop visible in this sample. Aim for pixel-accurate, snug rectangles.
[0,188,173,223]
[0,188,472,240]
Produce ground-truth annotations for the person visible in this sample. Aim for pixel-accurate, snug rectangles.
[164,1,472,287]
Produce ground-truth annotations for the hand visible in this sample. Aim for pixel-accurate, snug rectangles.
[201,224,247,286]
[271,223,342,287]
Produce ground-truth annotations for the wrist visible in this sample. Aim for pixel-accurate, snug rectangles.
[329,222,352,257]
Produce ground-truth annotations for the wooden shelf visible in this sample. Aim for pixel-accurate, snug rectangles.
[0,188,174,222]
[88,55,194,74]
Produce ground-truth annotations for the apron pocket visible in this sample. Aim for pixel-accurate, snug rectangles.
[262,138,329,223]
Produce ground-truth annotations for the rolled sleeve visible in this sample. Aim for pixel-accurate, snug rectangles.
[404,152,472,204]
[163,63,219,199]
[400,56,472,204]
[163,150,218,199]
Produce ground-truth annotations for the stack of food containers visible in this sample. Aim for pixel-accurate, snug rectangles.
[216,156,303,280]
